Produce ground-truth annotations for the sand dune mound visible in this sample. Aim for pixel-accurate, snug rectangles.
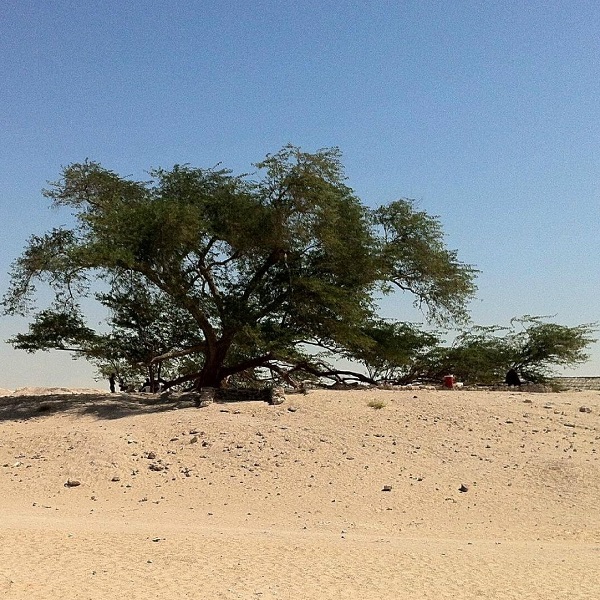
[11,386,109,397]
[0,387,598,599]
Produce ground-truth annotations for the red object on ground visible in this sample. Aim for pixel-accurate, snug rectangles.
[443,375,455,388]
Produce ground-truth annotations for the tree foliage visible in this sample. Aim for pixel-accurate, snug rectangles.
[344,320,440,383]
[421,317,596,384]
[4,146,477,389]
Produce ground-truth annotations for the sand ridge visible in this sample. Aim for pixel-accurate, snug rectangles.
[0,388,598,598]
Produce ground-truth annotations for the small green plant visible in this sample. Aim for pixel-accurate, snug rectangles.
[367,399,386,409]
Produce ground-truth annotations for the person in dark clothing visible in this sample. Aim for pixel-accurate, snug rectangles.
[109,373,116,394]
[505,368,521,387]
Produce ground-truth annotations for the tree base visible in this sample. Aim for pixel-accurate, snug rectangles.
[187,386,286,406]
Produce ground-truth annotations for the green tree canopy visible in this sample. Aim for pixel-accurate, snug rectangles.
[343,320,440,384]
[421,317,596,385]
[3,146,477,389]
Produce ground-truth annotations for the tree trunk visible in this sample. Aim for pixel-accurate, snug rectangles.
[194,368,223,389]
[194,341,230,389]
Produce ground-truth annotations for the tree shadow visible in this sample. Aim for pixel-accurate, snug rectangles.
[0,393,197,422]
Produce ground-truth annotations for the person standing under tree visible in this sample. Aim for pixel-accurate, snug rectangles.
[505,368,521,387]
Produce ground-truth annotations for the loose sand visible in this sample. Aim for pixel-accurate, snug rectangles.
[0,387,598,599]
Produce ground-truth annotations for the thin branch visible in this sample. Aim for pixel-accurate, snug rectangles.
[207,249,241,268]
[198,236,218,262]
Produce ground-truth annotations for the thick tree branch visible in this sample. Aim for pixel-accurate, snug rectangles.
[241,249,284,303]
[220,352,275,379]
[150,343,208,364]
[198,262,224,316]
[288,361,376,385]
[136,264,219,349]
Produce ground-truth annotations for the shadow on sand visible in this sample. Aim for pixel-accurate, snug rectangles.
[0,393,197,422]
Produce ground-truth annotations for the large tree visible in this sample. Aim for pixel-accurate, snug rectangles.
[3,146,476,389]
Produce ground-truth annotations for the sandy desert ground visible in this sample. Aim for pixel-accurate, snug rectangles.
[0,386,598,599]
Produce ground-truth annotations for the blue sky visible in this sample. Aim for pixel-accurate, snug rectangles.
[1,0,599,388]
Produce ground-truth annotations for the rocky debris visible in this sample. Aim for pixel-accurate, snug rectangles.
[458,483,469,493]
[175,388,215,407]
[65,479,81,487]
[148,463,166,472]
[158,386,287,406]
[197,389,216,407]
[111,476,120,482]
[286,382,312,395]
[382,485,393,492]
[376,383,437,391]
[177,391,205,406]
[217,386,285,404]
[579,406,592,413]
[269,386,286,405]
